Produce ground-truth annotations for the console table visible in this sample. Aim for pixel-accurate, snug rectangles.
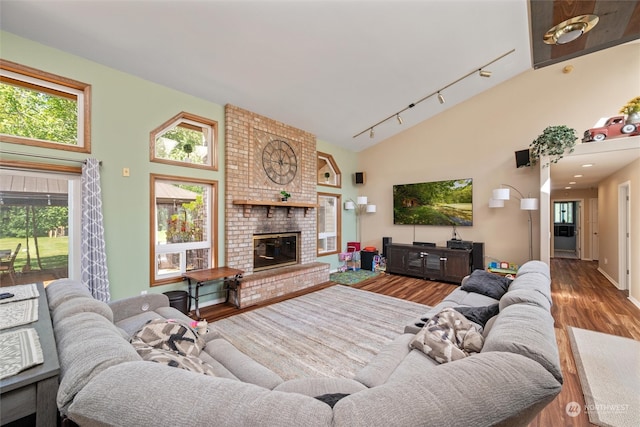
[184,267,243,319]
[0,282,59,426]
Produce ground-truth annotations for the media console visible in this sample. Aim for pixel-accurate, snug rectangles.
[385,242,483,284]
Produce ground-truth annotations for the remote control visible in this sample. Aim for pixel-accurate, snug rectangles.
[0,292,14,300]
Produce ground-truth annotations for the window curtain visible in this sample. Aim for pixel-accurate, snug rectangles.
[81,158,110,302]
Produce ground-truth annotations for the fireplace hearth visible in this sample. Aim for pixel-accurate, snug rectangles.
[253,232,299,271]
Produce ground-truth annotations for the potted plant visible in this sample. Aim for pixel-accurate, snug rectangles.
[529,125,578,167]
[620,96,640,124]
[280,190,291,201]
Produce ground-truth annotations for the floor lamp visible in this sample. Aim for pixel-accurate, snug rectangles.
[344,196,376,244]
[489,184,539,260]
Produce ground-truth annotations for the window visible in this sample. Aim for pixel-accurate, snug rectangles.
[317,152,341,187]
[317,192,341,255]
[151,174,217,285]
[0,166,82,285]
[554,202,574,224]
[150,112,218,170]
[0,59,91,152]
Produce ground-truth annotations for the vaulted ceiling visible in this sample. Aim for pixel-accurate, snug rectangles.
[1,1,638,152]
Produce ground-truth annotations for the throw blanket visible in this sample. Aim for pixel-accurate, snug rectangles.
[410,308,484,363]
[130,319,216,376]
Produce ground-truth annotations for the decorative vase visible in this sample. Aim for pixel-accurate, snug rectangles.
[626,112,640,125]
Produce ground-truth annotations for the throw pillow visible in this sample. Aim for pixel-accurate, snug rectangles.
[130,318,205,357]
[453,304,499,328]
[410,308,484,364]
[461,270,511,300]
[137,346,218,376]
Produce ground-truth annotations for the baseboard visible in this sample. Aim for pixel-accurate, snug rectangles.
[628,295,640,310]
[597,267,621,289]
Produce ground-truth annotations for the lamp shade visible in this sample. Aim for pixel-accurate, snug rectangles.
[357,196,368,205]
[488,198,505,208]
[344,201,355,210]
[492,188,510,200]
[520,198,539,210]
[366,204,377,213]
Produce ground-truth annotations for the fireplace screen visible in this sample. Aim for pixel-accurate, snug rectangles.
[253,233,299,271]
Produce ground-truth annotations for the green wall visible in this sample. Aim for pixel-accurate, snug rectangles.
[1,32,359,300]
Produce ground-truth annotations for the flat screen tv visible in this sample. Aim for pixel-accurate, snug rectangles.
[393,178,473,226]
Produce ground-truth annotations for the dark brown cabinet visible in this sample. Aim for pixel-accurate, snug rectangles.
[385,243,473,284]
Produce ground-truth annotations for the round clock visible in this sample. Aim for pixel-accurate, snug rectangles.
[262,140,298,185]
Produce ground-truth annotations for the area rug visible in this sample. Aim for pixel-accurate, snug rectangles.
[329,269,379,285]
[212,285,428,380]
[567,326,640,427]
[0,328,44,380]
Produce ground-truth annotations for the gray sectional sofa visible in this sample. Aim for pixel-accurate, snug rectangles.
[46,260,562,426]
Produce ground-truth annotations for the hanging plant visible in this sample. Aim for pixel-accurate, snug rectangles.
[529,125,577,167]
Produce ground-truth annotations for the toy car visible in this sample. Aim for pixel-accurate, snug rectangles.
[583,115,640,142]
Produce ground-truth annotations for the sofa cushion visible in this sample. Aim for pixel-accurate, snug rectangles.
[515,260,551,280]
[354,333,414,387]
[410,308,484,363]
[54,311,141,414]
[453,303,499,328]
[204,338,284,389]
[500,288,552,312]
[460,269,511,300]
[45,279,94,311]
[507,273,552,306]
[482,304,562,383]
[115,311,168,336]
[52,296,114,324]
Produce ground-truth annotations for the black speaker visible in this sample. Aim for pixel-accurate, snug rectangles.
[515,150,530,168]
[472,242,484,271]
[354,172,366,185]
[382,237,392,258]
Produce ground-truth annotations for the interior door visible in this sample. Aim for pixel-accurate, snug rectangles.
[590,198,599,260]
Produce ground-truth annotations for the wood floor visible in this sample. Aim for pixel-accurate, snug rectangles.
[199,258,640,427]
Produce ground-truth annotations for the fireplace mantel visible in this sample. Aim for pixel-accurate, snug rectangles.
[233,199,317,218]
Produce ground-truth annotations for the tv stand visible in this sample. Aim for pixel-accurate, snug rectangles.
[385,243,477,284]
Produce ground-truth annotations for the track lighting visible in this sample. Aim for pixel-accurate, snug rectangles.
[352,49,515,139]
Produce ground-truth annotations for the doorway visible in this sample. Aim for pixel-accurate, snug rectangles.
[552,200,583,259]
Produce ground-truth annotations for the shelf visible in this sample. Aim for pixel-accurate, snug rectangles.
[233,199,317,218]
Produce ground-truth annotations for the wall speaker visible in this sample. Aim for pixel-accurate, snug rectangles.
[515,150,530,168]
[354,172,366,185]
[472,242,484,271]
[382,237,392,258]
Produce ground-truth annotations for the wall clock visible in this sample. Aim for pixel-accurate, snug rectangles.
[262,139,298,185]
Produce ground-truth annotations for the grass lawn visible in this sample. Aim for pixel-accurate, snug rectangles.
[0,237,68,271]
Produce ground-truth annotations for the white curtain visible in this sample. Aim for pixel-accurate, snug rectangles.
[81,158,110,301]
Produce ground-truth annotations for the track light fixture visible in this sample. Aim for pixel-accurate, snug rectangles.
[353,49,515,139]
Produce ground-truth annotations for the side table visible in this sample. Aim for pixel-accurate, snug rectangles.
[183,267,243,319]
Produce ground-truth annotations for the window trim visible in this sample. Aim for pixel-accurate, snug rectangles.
[317,192,341,256]
[0,59,91,153]
[149,111,218,171]
[150,173,218,286]
[317,152,341,188]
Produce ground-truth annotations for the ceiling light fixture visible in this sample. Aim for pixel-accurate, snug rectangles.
[353,49,515,139]
[396,114,403,125]
[582,163,594,168]
[543,14,599,45]
[574,174,583,178]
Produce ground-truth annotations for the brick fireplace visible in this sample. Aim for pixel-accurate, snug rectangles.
[224,105,329,307]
